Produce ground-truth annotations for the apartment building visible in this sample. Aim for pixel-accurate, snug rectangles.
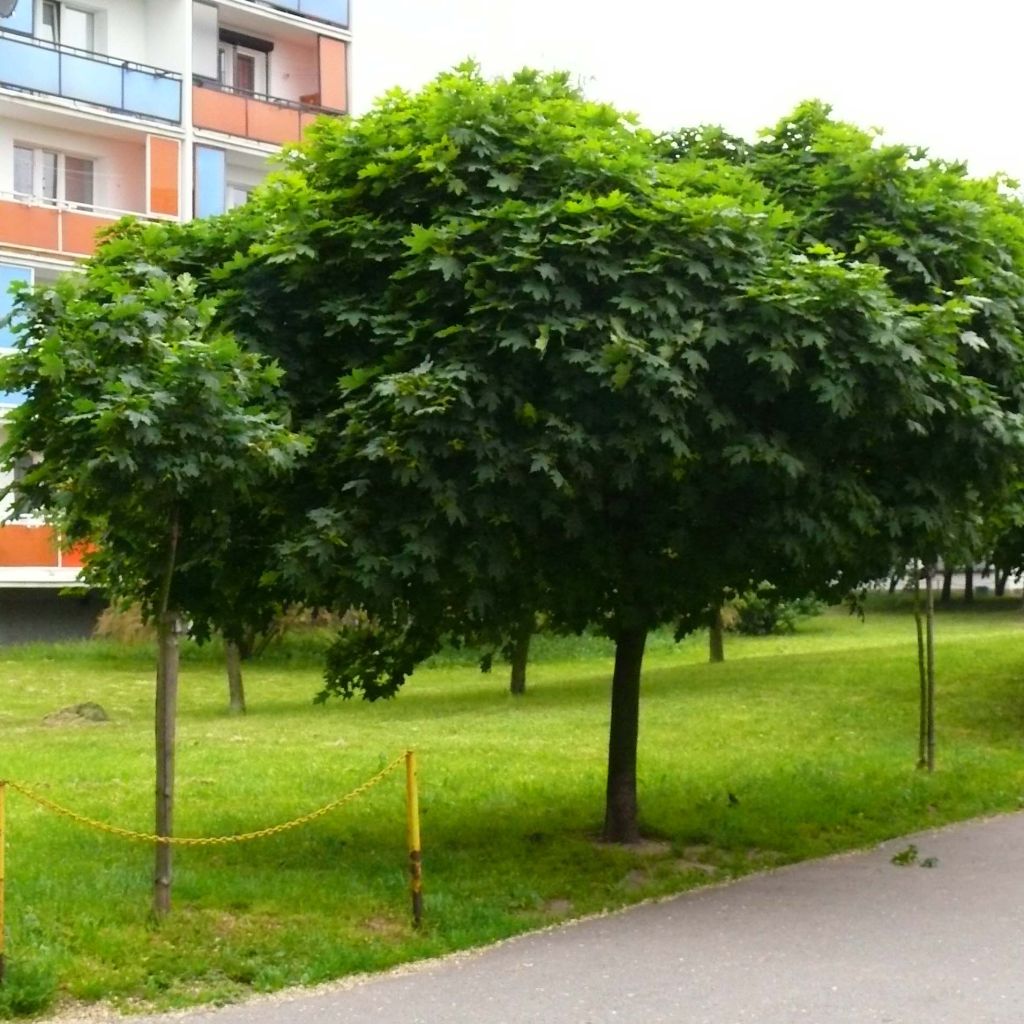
[0,0,349,639]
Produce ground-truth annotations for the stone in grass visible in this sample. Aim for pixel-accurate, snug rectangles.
[43,702,111,726]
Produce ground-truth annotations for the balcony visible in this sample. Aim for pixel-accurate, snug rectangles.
[0,193,175,259]
[237,0,349,29]
[192,79,330,146]
[0,29,182,123]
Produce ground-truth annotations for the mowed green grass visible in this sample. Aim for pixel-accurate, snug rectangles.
[2,597,1024,1016]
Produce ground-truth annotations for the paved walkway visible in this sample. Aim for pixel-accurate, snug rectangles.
[59,812,1024,1024]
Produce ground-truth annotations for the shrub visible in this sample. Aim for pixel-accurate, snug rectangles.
[728,587,825,636]
[0,957,58,1019]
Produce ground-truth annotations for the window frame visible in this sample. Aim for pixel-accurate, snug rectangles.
[217,40,269,97]
[35,0,96,52]
[12,144,95,209]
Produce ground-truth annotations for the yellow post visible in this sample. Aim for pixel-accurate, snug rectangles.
[0,780,6,984]
[405,751,423,928]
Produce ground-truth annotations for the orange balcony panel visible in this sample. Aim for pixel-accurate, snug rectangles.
[62,212,117,256]
[318,37,347,112]
[247,100,301,145]
[148,136,180,217]
[300,112,319,136]
[0,200,60,251]
[60,542,90,568]
[0,525,59,567]
[193,85,248,136]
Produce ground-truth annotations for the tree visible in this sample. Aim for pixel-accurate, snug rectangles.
[670,103,1024,766]
[0,261,306,914]
[197,68,1024,842]
[742,103,1024,764]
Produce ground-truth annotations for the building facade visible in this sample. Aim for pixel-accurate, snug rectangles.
[0,0,349,638]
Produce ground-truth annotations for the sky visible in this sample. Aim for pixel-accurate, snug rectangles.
[351,0,1024,180]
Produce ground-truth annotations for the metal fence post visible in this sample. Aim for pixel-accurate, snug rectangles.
[405,752,423,928]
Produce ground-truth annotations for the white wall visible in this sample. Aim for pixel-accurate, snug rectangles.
[0,118,146,212]
[225,153,270,191]
[270,35,318,103]
[191,1,219,79]
[144,0,188,74]
[51,0,187,73]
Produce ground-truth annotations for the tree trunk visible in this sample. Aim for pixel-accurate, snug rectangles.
[925,566,936,773]
[914,562,927,769]
[509,621,532,696]
[153,509,180,919]
[964,564,974,604]
[602,626,647,844]
[996,568,1011,598]
[940,568,953,605]
[708,604,724,663]
[154,610,180,918]
[888,573,900,594]
[225,640,246,714]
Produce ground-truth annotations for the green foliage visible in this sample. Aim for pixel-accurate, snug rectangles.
[728,588,825,636]
[0,957,58,1019]
[181,66,1024,705]
[0,259,307,626]
[668,101,1024,562]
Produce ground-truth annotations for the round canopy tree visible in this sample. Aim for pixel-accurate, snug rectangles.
[209,68,1024,843]
[106,70,1024,843]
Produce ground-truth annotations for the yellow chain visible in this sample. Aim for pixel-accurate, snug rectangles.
[1,753,407,846]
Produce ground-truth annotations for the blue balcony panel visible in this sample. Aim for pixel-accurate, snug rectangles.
[0,35,59,93]
[195,146,226,219]
[60,51,122,108]
[0,265,32,350]
[124,68,181,121]
[251,0,348,27]
[0,31,182,123]
[299,0,349,26]
[0,1,33,34]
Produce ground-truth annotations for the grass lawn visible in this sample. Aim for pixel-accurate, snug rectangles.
[2,595,1024,1017]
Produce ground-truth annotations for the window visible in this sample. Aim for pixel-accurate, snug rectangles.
[37,1,95,51]
[225,184,251,210]
[64,155,93,206]
[217,39,269,96]
[13,145,33,196]
[12,145,94,208]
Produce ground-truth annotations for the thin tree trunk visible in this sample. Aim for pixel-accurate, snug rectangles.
[708,604,724,663]
[888,573,900,594]
[153,511,180,919]
[925,565,936,773]
[225,640,246,714]
[940,568,953,605]
[996,568,1010,598]
[914,562,927,769]
[154,610,179,917]
[603,625,647,843]
[509,620,532,696]
[964,564,974,604]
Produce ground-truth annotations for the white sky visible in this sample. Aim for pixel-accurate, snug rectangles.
[351,1,1024,180]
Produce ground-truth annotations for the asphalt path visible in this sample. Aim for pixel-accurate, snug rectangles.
[55,811,1024,1024]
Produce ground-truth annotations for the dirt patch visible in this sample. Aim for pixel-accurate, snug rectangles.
[593,837,671,857]
[43,703,110,726]
[673,859,718,876]
[541,898,574,915]
[360,916,408,939]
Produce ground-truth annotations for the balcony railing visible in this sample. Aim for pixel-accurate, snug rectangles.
[237,0,349,29]
[0,192,174,259]
[192,77,338,146]
[0,29,182,123]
